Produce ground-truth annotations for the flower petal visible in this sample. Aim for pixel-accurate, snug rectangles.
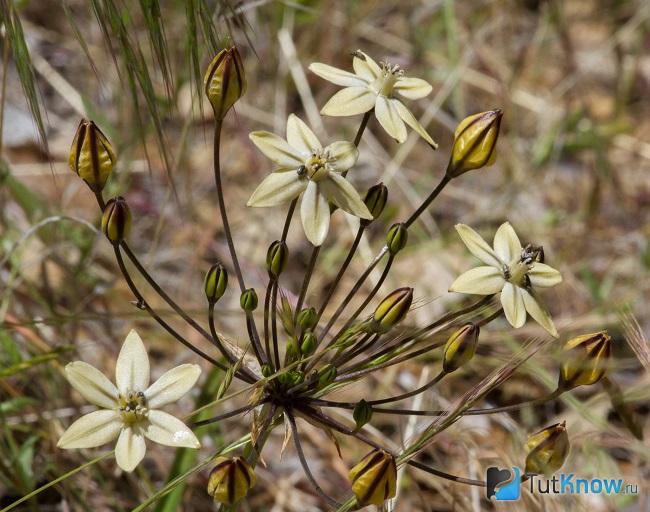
[57,410,122,449]
[286,114,321,155]
[392,99,438,147]
[394,76,432,100]
[455,224,502,267]
[501,282,526,328]
[116,329,150,394]
[353,51,381,81]
[375,96,407,143]
[325,141,359,172]
[320,173,372,220]
[300,181,330,246]
[249,131,303,168]
[115,426,146,472]
[308,63,368,87]
[528,263,563,288]
[145,364,201,409]
[247,171,306,207]
[521,288,559,337]
[65,361,118,409]
[320,87,376,117]
[493,222,522,263]
[145,410,200,449]
[449,266,505,295]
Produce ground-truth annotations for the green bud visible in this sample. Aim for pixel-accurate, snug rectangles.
[443,323,480,373]
[261,364,273,378]
[371,287,413,333]
[524,422,569,476]
[285,338,300,365]
[447,109,503,178]
[386,222,408,255]
[204,263,228,304]
[101,196,131,245]
[300,330,317,356]
[240,288,258,312]
[349,449,397,506]
[207,456,256,505]
[362,183,388,225]
[317,364,337,388]
[353,399,373,431]
[204,47,246,119]
[558,331,611,391]
[297,307,318,331]
[69,119,116,192]
[266,240,289,279]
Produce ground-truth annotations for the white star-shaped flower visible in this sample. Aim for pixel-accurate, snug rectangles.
[309,50,437,146]
[449,222,562,337]
[247,114,372,246]
[57,330,201,472]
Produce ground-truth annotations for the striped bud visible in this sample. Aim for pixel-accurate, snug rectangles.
[297,307,317,330]
[447,109,503,178]
[371,287,413,333]
[443,323,480,373]
[362,183,388,225]
[317,364,337,388]
[386,223,408,255]
[204,47,246,119]
[240,288,258,312]
[101,197,131,245]
[266,240,289,279]
[204,263,228,304]
[207,456,256,505]
[348,449,397,506]
[353,399,373,431]
[69,119,116,191]
[261,364,273,378]
[525,422,569,476]
[300,330,317,356]
[558,331,611,391]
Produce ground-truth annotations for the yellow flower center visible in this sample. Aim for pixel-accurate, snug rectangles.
[118,390,148,424]
[304,152,330,182]
[369,61,404,97]
[504,244,544,287]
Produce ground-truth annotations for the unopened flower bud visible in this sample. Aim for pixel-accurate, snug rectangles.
[204,47,246,119]
[261,364,273,378]
[317,364,337,388]
[386,223,408,255]
[371,287,413,333]
[266,240,289,279]
[443,323,480,373]
[353,399,373,431]
[240,288,258,312]
[558,331,611,391]
[349,449,397,506]
[207,456,256,505]
[297,307,317,330]
[447,109,503,178]
[525,422,569,476]
[362,183,388,225]
[204,263,228,304]
[101,196,131,244]
[300,331,317,356]
[69,119,116,191]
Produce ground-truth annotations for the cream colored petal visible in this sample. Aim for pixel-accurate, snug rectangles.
[249,131,303,168]
[145,410,200,448]
[392,99,438,148]
[247,171,306,207]
[308,62,368,87]
[115,426,146,472]
[449,266,505,295]
[320,173,372,220]
[286,114,321,155]
[455,224,502,267]
[65,361,118,409]
[352,51,381,80]
[375,95,407,143]
[493,222,522,263]
[521,288,559,337]
[325,141,359,172]
[528,263,562,288]
[320,87,376,117]
[300,181,330,246]
[394,76,433,100]
[116,329,150,394]
[501,282,526,328]
[145,364,201,409]
[57,410,122,449]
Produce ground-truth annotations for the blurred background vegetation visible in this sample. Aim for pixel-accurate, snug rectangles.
[1,0,649,510]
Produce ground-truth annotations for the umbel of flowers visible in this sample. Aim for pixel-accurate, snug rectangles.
[56,45,616,511]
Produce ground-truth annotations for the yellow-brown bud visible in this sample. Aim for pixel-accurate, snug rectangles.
[362,183,388,226]
[558,331,612,391]
[371,287,413,333]
[524,422,569,476]
[207,456,256,505]
[266,240,289,279]
[386,223,408,255]
[204,263,228,304]
[447,109,502,178]
[204,47,246,119]
[348,449,397,506]
[69,119,116,191]
[443,323,480,373]
[101,196,131,244]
